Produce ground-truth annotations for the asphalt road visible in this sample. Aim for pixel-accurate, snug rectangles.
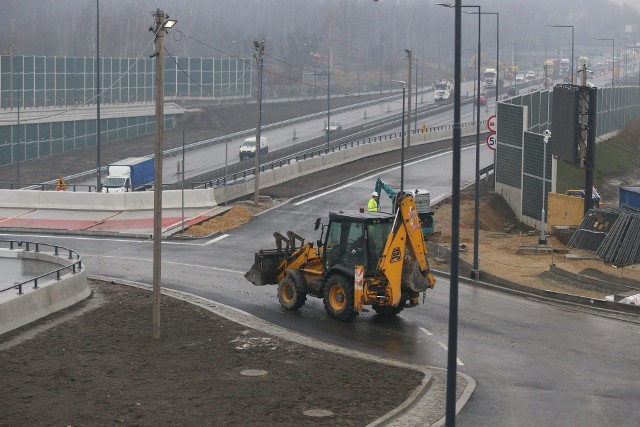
[5,142,640,426]
[4,74,639,425]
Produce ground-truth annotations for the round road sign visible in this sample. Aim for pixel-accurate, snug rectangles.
[487,115,497,132]
[486,132,497,151]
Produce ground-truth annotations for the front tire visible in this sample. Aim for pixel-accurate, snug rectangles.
[323,275,356,321]
[277,276,307,310]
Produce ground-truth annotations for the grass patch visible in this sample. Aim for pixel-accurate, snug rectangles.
[556,120,640,193]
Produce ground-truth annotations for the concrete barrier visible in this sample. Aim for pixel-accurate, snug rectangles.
[0,249,90,336]
[0,127,480,211]
[0,188,218,211]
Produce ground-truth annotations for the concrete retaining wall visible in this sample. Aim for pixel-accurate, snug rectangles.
[0,126,476,211]
[0,250,90,336]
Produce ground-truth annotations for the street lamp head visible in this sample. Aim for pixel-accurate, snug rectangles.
[162,18,177,29]
[391,80,406,86]
[436,2,454,8]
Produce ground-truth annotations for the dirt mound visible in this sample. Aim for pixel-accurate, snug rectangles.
[183,206,254,237]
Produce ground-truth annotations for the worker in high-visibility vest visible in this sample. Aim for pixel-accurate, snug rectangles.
[368,191,379,212]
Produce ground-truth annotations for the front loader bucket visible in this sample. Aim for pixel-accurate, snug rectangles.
[244,249,286,286]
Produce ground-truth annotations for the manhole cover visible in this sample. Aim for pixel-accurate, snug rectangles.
[303,409,334,418]
[240,369,268,377]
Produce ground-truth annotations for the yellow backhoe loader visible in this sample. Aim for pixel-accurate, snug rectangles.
[245,192,437,321]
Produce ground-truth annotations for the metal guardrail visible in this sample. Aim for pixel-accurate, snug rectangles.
[186,96,483,190]
[0,240,83,295]
[9,88,476,192]
[0,182,99,191]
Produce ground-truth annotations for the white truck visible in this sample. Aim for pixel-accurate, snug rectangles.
[434,79,453,102]
[239,136,268,161]
[101,156,155,193]
[482,68,498,89]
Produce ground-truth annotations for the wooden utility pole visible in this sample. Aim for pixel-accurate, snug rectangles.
[253,40,265,205]
[152,8,166,339]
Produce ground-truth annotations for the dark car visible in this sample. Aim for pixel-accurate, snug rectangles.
[507,86,519,96]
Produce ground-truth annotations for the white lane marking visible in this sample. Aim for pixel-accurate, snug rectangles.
[0,232,230,247]
[0,232,143,243]
[203,233,229,246]
[96,254,245,275]
[420,327,433,336]
[293,148,471,206]
[437,341,464,366]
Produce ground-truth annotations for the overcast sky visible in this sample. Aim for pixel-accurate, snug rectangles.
[609,0,640,11]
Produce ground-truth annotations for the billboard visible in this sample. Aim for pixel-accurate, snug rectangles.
[551,85,581,166]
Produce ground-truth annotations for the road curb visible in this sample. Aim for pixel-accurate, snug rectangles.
[428,242,640,318]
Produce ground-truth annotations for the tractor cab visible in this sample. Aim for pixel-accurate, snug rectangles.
[322,211,394,276]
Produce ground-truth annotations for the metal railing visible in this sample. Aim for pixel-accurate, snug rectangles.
[0,240,83,295]
[189,97,483,190]
[0,182,99,192]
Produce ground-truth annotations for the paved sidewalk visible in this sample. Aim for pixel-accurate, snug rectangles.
[0,206,228,237]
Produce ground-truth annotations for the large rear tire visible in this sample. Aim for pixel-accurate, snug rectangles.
[277,276,307,310]
[323,275,356,321]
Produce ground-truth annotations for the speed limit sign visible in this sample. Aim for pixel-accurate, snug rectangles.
[486,132,497,151]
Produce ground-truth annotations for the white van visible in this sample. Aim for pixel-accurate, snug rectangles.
[239,136,268,161]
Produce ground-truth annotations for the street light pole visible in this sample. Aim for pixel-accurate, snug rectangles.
[327,59,331,149]
[16,66,41,189]
[505,42,517,89]
[435,3,463,424]
[540,130,550,244]
[471,6,481,280]
[405,49,412,148]
[392,80,406,193]
[594,37,615,87]
[468,11,499,106]
[461,48,476,120]
[459,6,482,280]
[414,56,419,133]
[548,25,574,84]
[16,70,22,188]
[541,38,548,89]
[96,0,102,192]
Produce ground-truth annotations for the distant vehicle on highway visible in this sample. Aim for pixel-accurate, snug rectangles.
[526,71,536,80]
[239,136,268,161]
[477,93,487,106]
[325,121,342,132]
[507,86,520,96]
[434,79,453,102]
[515,74,524,83]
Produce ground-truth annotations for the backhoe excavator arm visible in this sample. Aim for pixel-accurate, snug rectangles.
[376,194,436,306]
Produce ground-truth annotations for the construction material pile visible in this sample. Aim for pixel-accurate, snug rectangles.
[568,206,640,266]
[184,206,253,237]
